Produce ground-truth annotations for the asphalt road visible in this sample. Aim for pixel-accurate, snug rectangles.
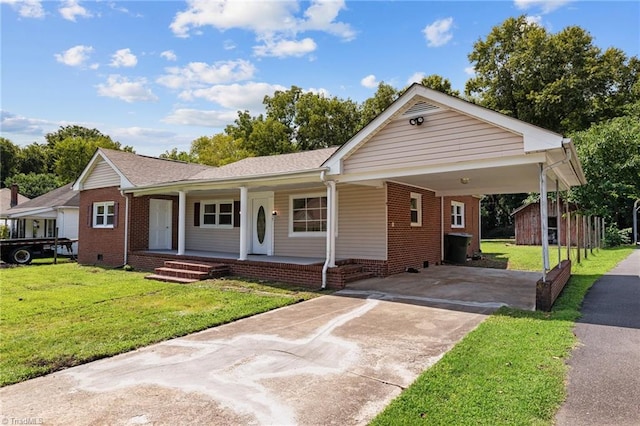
[555,248,640,426]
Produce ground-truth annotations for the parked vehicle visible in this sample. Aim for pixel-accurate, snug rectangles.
[0,237,77,264]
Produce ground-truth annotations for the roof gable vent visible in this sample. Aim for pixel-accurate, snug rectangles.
[403,101,441,117]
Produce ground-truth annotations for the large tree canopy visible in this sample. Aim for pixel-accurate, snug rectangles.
[466,16,639,134]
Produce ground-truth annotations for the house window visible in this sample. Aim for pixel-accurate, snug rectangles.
[44,219,56,237]
[410,192,422,227]
[200,200,234,228]
[93,202,115,228]
[451,201,465,228]
[290,194,327,236]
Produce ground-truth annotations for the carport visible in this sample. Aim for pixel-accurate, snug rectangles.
[340,263,540,312]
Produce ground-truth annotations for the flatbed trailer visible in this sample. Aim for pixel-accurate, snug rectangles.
[0,237,77,264]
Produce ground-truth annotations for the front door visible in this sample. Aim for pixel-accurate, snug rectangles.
[149,199,172,250]
[250,196,273,255]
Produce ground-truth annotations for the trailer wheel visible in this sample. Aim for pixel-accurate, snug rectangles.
[11,247,32,265]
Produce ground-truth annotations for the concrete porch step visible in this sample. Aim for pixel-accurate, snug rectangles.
[154,267,210,280]
[144,274,198,284]
[164,260,227,273]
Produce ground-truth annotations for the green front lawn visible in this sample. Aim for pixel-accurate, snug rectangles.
[372,243,634,425]
[0,264,320,387]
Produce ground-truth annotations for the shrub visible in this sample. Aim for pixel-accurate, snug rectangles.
[603,226,631,247]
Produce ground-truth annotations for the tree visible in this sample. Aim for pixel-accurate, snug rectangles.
[17,143,52,174]
[190,134,250,166]
[53,136,124,183]
[570,104,640,229]
[0,137,20,187]
[159,148,194,163]
[4,173,63,198]
[465,16,639,134]
[360,82,399,127]
[245,117,295,157]
[45,125,111,148]
[419,75,460,97]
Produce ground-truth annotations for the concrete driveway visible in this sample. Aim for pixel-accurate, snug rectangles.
[344,263,539,312]
[1,291,490,426]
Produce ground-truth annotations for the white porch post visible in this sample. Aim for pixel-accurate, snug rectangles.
[239,186,248,261]
[539,164,550,280]
[556,180,561,266]
[326,180,337,268]
[566,202,571,261]
[178,190,186,255]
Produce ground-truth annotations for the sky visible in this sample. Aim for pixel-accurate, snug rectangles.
[1,0,639,157]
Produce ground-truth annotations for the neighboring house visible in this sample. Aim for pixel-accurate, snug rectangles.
[512,200,579,246]
[0,185,30,235]
[2,184,80,254]
[72,84,586,288]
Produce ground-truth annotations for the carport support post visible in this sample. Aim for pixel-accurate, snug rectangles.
[178,191,186,255]
[583,215,588,259]
[566,201,571,261]
[576,213,581,264]
[588,215,593,255]
[539,164,550,281]
[556,180,561,266]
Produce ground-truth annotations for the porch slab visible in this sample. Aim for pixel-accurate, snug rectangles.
[144,249,328,266]
[340,264,538,311]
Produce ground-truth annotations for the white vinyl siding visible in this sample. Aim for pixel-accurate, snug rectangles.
[185,197,239,252]
[343,109,524,174]
[83,159,121,189]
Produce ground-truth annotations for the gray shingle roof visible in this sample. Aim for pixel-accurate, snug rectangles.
[5,184,79,215]
[0,188,29,214]
[99,149,212,186]
[191,147,339,180]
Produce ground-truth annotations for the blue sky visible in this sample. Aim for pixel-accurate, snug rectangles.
[1,0,638,157]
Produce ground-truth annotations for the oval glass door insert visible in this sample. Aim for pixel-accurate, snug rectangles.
[256,206,266,244]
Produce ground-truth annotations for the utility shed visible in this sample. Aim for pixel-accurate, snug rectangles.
[512,200,578,246]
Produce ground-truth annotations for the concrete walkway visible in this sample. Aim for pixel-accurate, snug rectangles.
[1,293,489,426]
[555,248,640,426]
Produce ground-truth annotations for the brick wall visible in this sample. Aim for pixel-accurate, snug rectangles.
[129,195,179,251]
[386,182,441,274]
[536,259,572,311]
[443,195,481,257]
[78,187,127,267]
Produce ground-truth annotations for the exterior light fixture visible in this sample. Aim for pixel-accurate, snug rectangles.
[409,116,424,126]
[272,210,278,216]
[460,177,470,184]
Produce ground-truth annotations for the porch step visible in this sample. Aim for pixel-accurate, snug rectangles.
[145,260,230,284]
[144,274,198,284]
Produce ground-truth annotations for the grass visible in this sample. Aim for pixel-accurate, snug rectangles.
[372,242,634,426]
[0,263,321,387]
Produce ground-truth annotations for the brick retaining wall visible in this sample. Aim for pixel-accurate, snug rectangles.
[536,259,572,311]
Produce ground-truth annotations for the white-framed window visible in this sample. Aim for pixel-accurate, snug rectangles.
[451,201,465,228]
[93,201,115,228]
[44,219,56,237]
[410,192,422,227]
[290,193,327,236]
[200,200,234,229]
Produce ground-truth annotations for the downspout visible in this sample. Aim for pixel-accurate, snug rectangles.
[441,196,445,263]
[120,190,129,266]
[320,171,336,289]
[540,146,572,281]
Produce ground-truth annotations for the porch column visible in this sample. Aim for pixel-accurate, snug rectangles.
[326,180,337,268]
[239,186,248,261]
[539,164,550,280]
[566,202,571,261]
[556,180,561,266]
[178,190,186,255]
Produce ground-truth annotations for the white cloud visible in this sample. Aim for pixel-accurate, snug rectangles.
[96,75,158,103]
[254,37,317,58]
[1,0,44,18]
[59,0,92,22]
[464,66,476,76]
[525,15,543,25]
[170,0,354,57]
[163,108,239,127]
[112,127,176,139]
[423,17,454,47]
[0,110,51,135]
[406,72,426,85]
[156,59,256,93]
[186,82,287,111]
[160,50,177,61]
[360,74,379,89]
[306,87,330,97]
[223,40,236,50]
[110,48,137,68]
[514,0,572,14]
[54,45,94,67]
